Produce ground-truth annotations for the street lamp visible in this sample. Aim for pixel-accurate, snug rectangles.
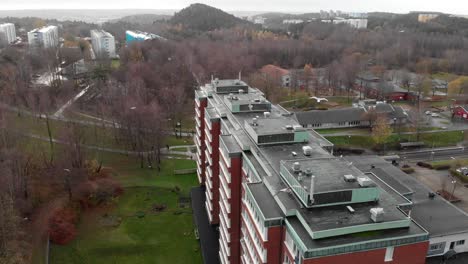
[450,179,457,202]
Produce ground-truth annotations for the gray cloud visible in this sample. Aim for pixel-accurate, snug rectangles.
[1,0,467,14]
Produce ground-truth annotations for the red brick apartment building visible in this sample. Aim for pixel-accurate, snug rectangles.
[193,78,468,264]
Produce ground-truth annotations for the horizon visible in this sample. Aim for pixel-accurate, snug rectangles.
[1,0,468,16]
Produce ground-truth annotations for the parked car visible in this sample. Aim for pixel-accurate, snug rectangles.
[431,113,440,117]
[425,111,432,115]
[456,167,468,176]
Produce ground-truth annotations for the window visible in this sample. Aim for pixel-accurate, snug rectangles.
[384,246,394,262]
[456,240,465,246]
[430,244,443,250]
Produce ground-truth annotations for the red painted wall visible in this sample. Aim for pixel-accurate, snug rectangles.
[209,120,221,224]
[229,155,242,264]
[266,226,283,264]
[299,241,428,264]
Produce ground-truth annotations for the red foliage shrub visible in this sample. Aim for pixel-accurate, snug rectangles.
[49,208,78,245]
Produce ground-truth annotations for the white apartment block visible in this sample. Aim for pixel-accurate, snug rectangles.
[90,29,116,59]
[331,18,368,29]
[0,23,16,45]
[28,26,59,48]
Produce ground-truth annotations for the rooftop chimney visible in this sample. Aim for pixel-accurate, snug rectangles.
[309,175,316,204]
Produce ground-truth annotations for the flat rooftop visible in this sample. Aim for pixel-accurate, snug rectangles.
[247,183,283,220]
[91,29,113,38]
[287,215,427,252]
[281,157,369,194]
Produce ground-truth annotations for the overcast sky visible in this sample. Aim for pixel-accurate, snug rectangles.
[1,0,467,14]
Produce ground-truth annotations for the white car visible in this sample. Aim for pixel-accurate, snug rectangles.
[425,111,432,115]
[431,113,440,117]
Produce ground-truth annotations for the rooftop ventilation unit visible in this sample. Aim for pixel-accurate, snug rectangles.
[346,206,355,214]
[264,112,271,118]
[285,125,294,130]
[254,98,261,103]
[291,151,297,157]
[305,168,313,176]
[357,176,374,187]
[370,208,385,223]
[252,118,258,126]
[302,146,313,156]
[293,125,305,131]
[292,162,301,173]
[228,93,234,99]
[343,174,356,182]
[239,89,244,94]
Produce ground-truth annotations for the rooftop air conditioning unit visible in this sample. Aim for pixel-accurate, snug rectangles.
[303,146,313,156]
[285,125,294,130]
[291,151,297,157]
[252,118,258,126]
[305,168,313,176]
[344,174,356,182]
[357,176,374,187]
[293,125,305,131]
[264,112,271,118]
[239,89,244,94]
[292,162,301,173]
[370,208,385,223]
[254,98,261,103]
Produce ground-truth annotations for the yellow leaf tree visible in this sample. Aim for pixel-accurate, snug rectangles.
[448,76,468,95]
[372,116,393,149]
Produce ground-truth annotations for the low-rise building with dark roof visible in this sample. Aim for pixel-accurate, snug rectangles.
[346,155,468,258]
[294,103,408,129]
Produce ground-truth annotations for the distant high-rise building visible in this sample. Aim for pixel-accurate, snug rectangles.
[90,29,116,58]
[0,23,16,45]
[28,26,58,48]
[125,30,164,45]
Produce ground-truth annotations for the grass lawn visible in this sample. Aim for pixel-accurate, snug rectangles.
[49,154,202,264]
[316,128,370,135]
[326,130,464,149]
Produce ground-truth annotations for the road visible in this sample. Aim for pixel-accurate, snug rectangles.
[399,146,468,162]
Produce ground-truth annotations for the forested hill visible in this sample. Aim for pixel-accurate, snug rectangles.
[170,3,250,31]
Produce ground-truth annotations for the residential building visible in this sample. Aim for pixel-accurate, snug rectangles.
[253,17,266,25]
[125,30,164,45]
[282,19,304,24]
[418,14,439,23]
[0,23,16,45]
[28,26,59,48]
[332,18,368,29]
[294,103,408,129]
[90,29,116,58]
[452,105,468,121]
[194,78,435,264]
[259,64,291,88]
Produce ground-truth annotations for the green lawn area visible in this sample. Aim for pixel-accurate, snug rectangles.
[49,154,202,264]
[316,128,370,135]
[326,130,464,149]
[111,59,121,69]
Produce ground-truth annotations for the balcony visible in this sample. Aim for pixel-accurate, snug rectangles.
[195,116,201,128]
[220,160,231,184]
[242,213,266,263]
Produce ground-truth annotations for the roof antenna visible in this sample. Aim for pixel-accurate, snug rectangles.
[211,75,214,81]
[238,71,242,81]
